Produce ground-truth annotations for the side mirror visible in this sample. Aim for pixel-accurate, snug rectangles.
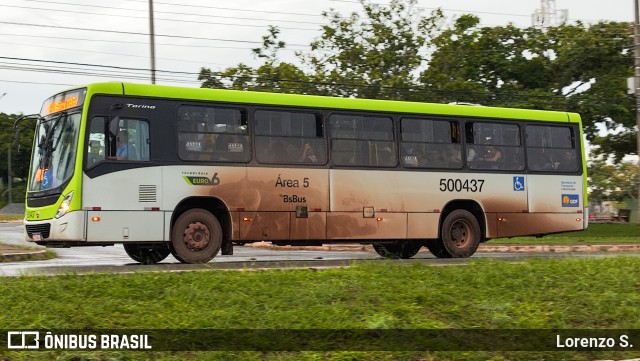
[13,129,21,152]
[12,113,40,153]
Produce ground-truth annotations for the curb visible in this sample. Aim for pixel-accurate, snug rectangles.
[0,249,49,262]
[243,242,640,253]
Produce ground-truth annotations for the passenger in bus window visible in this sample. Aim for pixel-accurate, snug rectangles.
[426,148,446,168]
[554,150,576,171]
[533,152,554,170]
[482,145,502,163]
[300,143,318,163]
[445,146,462,168]
[116,130,128,160]
[447,147,462,164]
[379,146,395,166]
[270,141,286,162]
[88,140,104,165]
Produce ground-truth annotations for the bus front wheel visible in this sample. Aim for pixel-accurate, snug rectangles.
[432,209,481,258]
[372,242,422,259]
[171,209,222,264]
[123,243,171,264]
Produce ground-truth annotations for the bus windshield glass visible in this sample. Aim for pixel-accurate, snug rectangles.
[28,112,82,192]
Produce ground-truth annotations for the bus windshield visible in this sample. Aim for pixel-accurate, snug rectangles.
[28,112,82,192]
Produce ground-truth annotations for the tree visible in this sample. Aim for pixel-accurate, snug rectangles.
[300,0,443,100]
[588,156,639,204]
[198,26,310,94]
[422,17,634,157]
[0,113,35,202]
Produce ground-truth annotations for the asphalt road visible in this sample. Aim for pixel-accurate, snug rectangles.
[1,221,639,277]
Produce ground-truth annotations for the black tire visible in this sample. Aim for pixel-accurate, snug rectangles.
[424,240,452,258]
[437,209,481,258]
[171,209,223,264]
[123,243,171,264]
[372,242,422,259]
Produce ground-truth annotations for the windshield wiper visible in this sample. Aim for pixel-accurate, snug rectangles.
[38,112,67,170]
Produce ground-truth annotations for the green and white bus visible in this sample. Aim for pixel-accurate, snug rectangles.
[19,82,588,264]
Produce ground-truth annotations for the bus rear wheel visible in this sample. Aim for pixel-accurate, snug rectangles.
[123,243,171,264]
[171,209,222,264]
[433,209,481,258]
[372,242,422,259]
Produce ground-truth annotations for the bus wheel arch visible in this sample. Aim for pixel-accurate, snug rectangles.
[170,197,231,263]
[431,200,485,258]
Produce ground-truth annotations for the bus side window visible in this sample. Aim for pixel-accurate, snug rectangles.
[177,106,250,163]
[466,122,524,171]
[329,114,395,167]
[255,110,326,164]
[526,125,578,173]
[106,118,150,162]
[400,118,462,169]
[87,116,106,168]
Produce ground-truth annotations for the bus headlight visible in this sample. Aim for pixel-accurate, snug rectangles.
[55,192,74,219]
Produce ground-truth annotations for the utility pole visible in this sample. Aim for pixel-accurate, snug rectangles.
[149,0,156,84]
[1,93,8,204]
[532,0,568,29]
[7,145,11,205]
[635,0,640,222]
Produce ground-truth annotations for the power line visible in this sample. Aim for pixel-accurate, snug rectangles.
[0,56,199,76]
[0,40,234,68]
[0,62,200,84]
[122,0,324,18]
[328,0,531,18]
[5,4,319,32]
[0,79,76,86]
[19,0,326,26]
[0,32,299,52]
[328,0,628,24]
[0,21,310,47]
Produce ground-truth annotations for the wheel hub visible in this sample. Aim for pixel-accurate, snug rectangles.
[451,221,470,248]
[183,222,210,250]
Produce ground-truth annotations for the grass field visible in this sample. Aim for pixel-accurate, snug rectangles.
[1,257,639,360]
[492,222,640,244]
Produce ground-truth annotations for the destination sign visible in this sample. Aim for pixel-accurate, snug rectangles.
[41,88,87,116]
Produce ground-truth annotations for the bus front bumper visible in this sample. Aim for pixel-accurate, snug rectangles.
[24,211,86,244]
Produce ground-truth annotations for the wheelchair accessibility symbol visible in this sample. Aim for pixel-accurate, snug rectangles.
[513,176,525,191]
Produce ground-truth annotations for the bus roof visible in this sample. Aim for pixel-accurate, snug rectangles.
[81,82,579,124]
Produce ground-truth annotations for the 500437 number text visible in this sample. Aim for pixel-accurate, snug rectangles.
[439,178,485,192]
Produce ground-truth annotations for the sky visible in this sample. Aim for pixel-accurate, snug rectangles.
[0,0,634,115]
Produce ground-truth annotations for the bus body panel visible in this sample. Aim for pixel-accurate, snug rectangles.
[527,175,584,213]
[82,168,164,243]
[82,169,163,211]
[495,213,584,238]
[86,211,165,242]
[329,170,528,213]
